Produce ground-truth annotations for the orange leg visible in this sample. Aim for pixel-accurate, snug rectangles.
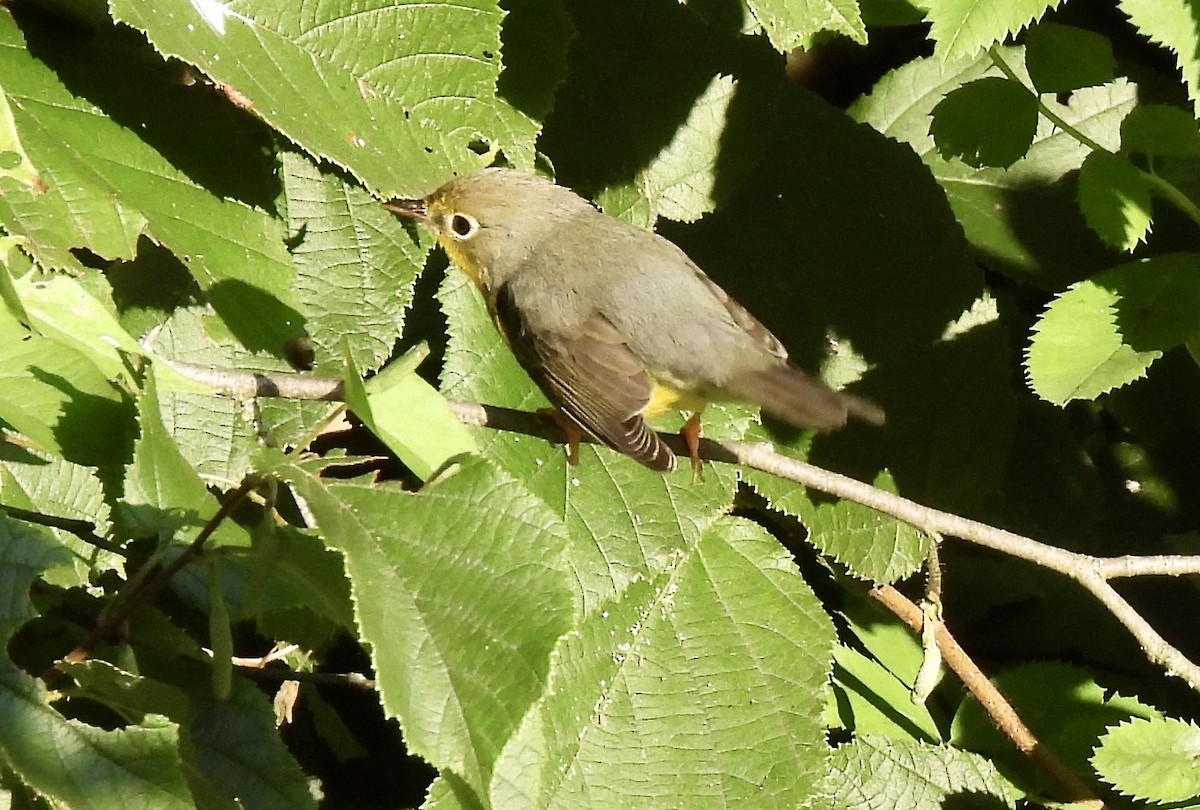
[539,408,582,465]
[681,413,704,483]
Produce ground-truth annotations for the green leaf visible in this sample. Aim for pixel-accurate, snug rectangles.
[746,0,867,50]
[1117,0,1200,117]
[951,661,1159,795]
[265,453,573,800]
[282,151,429,374]
[595,74,749,225]
[749,469,929,583]
[0,83,37,190]
[341,350,477,482]
[14,272,146,384]
[181,674,318,809]
[1024,23,1116,93]
[821,736,1020,809]
[1077,150,1153,251]
[0,518,194,809]
[0,441,115,588]
[1092,716,1200,804]
[853,50,1136,286]
[0,14,303,353]
[1121,104,1200,159]
[923,0,1065,60]
[0,235,31,326]
[0,307,133,466]
[830,644,942,742]
[1026,254,1200,404]
[491,518,837,808]
[930,77,1039,168]
[120,366,252,558]
[110,0,537,193]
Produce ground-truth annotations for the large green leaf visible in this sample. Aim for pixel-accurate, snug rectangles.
[110,0,541,195]
[281,150,429,375]
[491,518,837,809]
[0,12,302,353]
[266,453,573,801]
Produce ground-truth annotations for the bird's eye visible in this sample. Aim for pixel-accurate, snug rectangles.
[447,213,478,239]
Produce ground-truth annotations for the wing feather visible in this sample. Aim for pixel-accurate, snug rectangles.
[495,283,676,472]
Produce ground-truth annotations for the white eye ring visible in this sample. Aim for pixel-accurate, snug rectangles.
[446,212,479,240]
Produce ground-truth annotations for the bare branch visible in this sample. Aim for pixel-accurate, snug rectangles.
[870,584,1103,808]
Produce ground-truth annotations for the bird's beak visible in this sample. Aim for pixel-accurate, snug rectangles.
[383,198,428,222]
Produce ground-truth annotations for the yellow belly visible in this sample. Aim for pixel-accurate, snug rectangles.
[644,379,708,418]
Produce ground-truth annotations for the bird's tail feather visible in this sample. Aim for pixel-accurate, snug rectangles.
[723,366,884,431]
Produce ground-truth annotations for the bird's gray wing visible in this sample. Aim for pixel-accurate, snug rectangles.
[494,281,676,472]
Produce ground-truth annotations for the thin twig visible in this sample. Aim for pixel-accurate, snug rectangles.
[64,478,258,664]
[0,505,123,554]
[234,665,376,692]
[870,584,1104,807]
[161,359,1200,692]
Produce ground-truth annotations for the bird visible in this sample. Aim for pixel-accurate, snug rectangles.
[385,168,883,474]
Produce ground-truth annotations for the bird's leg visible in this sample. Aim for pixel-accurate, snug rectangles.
[539,408,582,465]
[681,412,704,484]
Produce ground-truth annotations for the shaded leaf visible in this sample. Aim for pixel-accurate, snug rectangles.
[0,518,193,809]
[0,307,133,467]
[595,74,748,225]
[1024,23,1116,93]
[1121,104,1200,159]
[1077,150,1153,251]
[930,77,1039,169]
[951,661,1159,795]
[830,644,942,742]
[0,13,302,353]
[853,51,1135,286]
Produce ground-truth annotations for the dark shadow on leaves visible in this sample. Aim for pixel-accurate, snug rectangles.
[205,278,308,358]
[14,4,281,213]
[27,367,134,468]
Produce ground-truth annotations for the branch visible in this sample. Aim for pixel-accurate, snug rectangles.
[0,505,123,554]
[64,478,258,664]
[162,359,1200,692]
[870,585,1103,807]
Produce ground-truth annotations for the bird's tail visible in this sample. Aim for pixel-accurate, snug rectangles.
[722,365,884,431]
